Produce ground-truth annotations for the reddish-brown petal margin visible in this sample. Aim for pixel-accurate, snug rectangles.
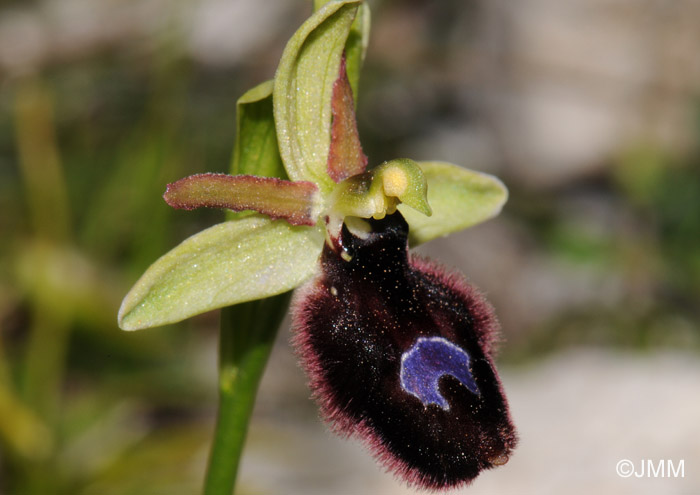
[164,173,321,226]
[327,56,368,183]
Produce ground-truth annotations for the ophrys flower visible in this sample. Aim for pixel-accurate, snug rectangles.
[118,1,515,490]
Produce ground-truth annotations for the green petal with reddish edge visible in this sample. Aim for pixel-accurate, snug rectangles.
[398,161,508,246]
[118,217,324,330]
[231,80,286,179]
[273,0,360,193]
[164,173,321,226]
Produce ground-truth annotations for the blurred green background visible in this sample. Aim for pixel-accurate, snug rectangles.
[1,0,699,494]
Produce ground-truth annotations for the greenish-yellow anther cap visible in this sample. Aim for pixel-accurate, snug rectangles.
[374,158,432,217]
[326,158,431,239]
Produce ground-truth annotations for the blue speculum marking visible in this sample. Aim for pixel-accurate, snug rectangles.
[400,336,480,410]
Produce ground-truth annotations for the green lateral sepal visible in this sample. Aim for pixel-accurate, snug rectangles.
[118,217,324,330]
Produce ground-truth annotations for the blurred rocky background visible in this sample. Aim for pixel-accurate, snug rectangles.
[1,0,699,493]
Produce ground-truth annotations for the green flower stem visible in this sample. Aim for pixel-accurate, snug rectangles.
[203,291,292,495]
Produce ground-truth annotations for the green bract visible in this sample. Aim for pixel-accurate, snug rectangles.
[231,81,285,179]
[118,0,508,331]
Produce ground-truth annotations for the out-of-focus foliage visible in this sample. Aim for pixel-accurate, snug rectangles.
[506,141,700,358]
[0,36,240,495]
[1,0,699,493]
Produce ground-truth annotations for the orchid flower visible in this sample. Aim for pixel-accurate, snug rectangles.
[118,1,516,491]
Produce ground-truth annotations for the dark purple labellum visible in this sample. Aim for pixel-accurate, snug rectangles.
[292,212,517,490]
